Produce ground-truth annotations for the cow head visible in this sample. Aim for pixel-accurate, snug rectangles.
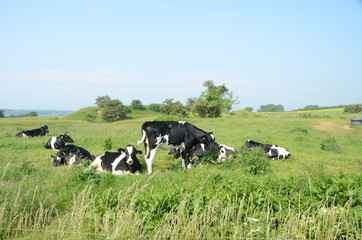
[217,144,235,161]
[61,132,74,143]
[200,132,215,144]
[118,145,142,165]
[42,125,49,134]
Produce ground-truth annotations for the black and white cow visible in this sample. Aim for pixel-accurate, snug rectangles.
[16,125,49,138]
[242,140,291,159]
[90,145,142,175]
[138,121,216,174]
[45,132,74,150]
[169,142,235,162]
[51,144,95,167]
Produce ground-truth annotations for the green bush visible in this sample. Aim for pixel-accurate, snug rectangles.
[103,137,113,150]
[321,137,342,153]
[344,105,361,114]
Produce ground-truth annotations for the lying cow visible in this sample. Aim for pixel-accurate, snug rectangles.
[169,142,235,162]
[45,132,74,150]
[51,144,95,166]
[16,125,49,138]
[242,140,291,159]
[90,145,142,175]
[138,121,216,174]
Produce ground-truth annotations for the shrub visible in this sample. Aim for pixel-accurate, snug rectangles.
[321,137,342,153]
[131,100,145,110]
[149,103,162,112]
[103,137,113,150]
[229,148,270,174]
[102,99,127,122]
[344,105,361,114]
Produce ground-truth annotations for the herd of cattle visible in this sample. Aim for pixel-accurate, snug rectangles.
[15,121,291,175]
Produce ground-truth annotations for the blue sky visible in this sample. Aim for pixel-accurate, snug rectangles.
[1,0,361,111]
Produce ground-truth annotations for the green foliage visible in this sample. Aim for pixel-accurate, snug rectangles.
[321,137,342,153]
[95,95,111,108]
[0,109,4,118]
[103,137,113,150]
[192,80,238,118]
[291,127,309,134]
[344,104,362,114]
[102,99,127,122]
[160,98,188,117]
[237,148,271,174]
[243,107,253,112]
[131,100,145,110]
[149,103,162,112]
[257,104,284,112]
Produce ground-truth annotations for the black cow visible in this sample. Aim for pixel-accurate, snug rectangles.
[45,132,74,150]
[138,121,215,174]
[169,142,235,162]
[51,144,95,166]
[242,140,291,159]
[90,145,142,175]
[15,125,49,138]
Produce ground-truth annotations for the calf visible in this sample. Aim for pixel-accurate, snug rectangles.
[242,140,291,159]
[16,125,49,138]
[138,121,216,174]
[169,142,235,162]
[52,144,95,166]
[90,145,142,175]
[45,132,74,150]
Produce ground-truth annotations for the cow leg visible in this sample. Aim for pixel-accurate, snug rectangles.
[180,150,191,169]
[146,147,159,174]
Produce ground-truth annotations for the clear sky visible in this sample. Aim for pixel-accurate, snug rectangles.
[1,0,361,111]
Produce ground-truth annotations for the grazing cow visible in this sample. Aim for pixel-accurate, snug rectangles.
[242,140,291,159]
[169,142,235,162]
[51,144,95,167]
[15,125,49,138]
[45,132,74,150]
[90,145,142,175]
[138,121,216,174]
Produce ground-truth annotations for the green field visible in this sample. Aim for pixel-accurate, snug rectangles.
[0,109,361,239]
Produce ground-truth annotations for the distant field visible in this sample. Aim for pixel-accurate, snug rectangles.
[293,108,345,113]
[0,110,361,239]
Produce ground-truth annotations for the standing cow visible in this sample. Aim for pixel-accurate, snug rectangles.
[138,121,216,174]
[16,125,49,138]
[45,132,74,150]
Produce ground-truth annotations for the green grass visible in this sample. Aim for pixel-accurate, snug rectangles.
[0,110,361,239]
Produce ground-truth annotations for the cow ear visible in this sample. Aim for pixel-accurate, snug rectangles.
[117,148,125,153]
[136,150,142,155]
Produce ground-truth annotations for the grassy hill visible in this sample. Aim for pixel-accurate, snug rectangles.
[0,111,361,239]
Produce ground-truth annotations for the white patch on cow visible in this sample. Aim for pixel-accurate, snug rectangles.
[22,133,28,138]
[271,145,290,159]
[200,143,205,151]
[90,154,105,172]
[210,134,215,141]
[187,163,192,169]
[217,144,235,162]
[179,121,186,124]
[125,146,134,165]
[113,170,125,175]
[181,159,185,169]
[111,153,126,173]
[50,137,57,150]
[158,135,185,151]
[68,155,76,166]
[155,134,164,146]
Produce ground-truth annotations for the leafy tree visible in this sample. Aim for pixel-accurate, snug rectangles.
[244,107,253,112]
[102,99,127,122]
[257,104,284,112]
[192,80,238,118]
[149,103,162,112]
[301,105,319,111]
[95,95,111,108]
[0,110,4,118]
[131,100,145,110]
[160,98,188,117]
[185,97,197,111]
[29,111,38,117]
[344,105,361,114]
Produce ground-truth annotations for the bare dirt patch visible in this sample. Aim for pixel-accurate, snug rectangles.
[313,122,353,131]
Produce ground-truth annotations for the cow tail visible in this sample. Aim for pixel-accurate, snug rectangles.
[137,130,146,145]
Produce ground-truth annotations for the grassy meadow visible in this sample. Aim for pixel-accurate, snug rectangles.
[0,108,361,239]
